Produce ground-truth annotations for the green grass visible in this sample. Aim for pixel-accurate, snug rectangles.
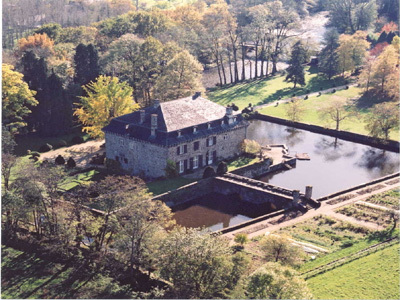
[257,86,399,140]
[306,243,400,299]
[299,229,398,273]
[278,215,372,252]
[207,66,347,110]
[14,130,90,156]
[365,188,400,209]
[146,177,197,195]
[59,169,102,191]
[227,156,260,172]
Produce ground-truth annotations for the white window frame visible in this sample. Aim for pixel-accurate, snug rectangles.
[179,145,184,155]
[193,156,199,169]
[179,160,184,173]
[208,137,214,146]
[208,155,213,165]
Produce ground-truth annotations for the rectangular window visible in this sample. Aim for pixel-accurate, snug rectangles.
[177,145,187,155]
[194,141,200,151]
[179,160,184,173]
[208,153,213,165]
[207,136,216,146]
[193,156,199,169]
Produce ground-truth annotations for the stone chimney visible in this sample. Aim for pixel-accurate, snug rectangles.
[292,190,300,204]
[305,186,313,199]
[153,99,160,108]
[226,106,234,124]
[139,110,145,124]
[192,91,201,100]
[151,114,157,137]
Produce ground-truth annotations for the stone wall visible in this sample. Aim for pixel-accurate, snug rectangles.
[231,157,297,178]
[253,114,400,152]
[152,177,215,206]
[167,126,247,167]
[105,132,168,178]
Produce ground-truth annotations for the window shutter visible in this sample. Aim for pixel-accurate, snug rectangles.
[190,157,194,169]
[213,136,217,145]
[205,152,209,165]
[206,138,209,147]
[184,144,188,153]
[213,150,217,161]
[184,159,188,171]
[199,155,203,167]
[177,146,180,155]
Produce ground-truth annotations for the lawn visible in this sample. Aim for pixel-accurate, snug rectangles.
[306,243,400,299]
[277,215,372,251]
[257,86,399,140]
[146,176,197,196]
[207,66,347,110]
[59,168,103,191]
[14,129,90,156]
[227,156,260,172]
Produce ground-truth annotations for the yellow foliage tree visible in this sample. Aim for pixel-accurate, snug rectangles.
[18,33,54,58]
[74,76,139,139]
[371,45,399,96]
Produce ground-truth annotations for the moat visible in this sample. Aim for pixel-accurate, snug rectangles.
[171,120,399,230]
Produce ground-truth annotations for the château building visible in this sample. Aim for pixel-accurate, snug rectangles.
[102,93,249,178]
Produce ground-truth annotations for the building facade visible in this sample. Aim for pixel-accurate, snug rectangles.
[102,94,249,178]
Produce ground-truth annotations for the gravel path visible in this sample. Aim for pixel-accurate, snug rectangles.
[40,139,105,167]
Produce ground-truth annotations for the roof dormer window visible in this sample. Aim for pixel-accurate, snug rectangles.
[207,123,211,129]
[178,130,182,137]
[221,120,224,125]
[193,126,197,133]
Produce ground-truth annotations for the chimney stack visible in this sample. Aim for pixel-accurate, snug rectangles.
[153,99,160,108]
[151,114,157,137]
[192,91,201,100]
[226,106,234,124]
[139,110,145,124]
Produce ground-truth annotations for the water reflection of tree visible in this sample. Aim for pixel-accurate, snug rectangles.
[284,128,304,148]
[356,148,398,176]
[314,137,357,161]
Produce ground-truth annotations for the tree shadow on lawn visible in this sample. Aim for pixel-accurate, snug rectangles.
[356,90,392,110]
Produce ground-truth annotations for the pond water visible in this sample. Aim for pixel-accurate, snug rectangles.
[248,120,399,198]
[172,193,274,231]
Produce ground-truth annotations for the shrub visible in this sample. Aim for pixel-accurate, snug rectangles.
[30,151,41,158]
[55,155,65,165]
[203,166,216,178]
[332,89,336,93]
[231,103,239,111]
[345,85,349,89]
[240,139,261,155]
[340,240,354,248]
[165,159,178,178]
[39,143,53,152]
[292,93,296,97]
[58,139,67,147]
[216,161,228,175]
[71,135,84,144]
[90,153,105,165]
[234,233,249,246]
[105,158,122,174]
[318,92,322,96]
[304,95,308,100]
[67,157,76,168]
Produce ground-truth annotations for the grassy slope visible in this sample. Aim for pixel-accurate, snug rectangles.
[207,66,346,110]
[146,177,197,195]
[306,243,400,300]
[258,86,399,140]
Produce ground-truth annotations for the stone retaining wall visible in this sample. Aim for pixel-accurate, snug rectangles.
[253,114,399,152]
[231,157,297,178]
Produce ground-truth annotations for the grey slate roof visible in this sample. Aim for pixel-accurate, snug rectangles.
[102,96,248,147]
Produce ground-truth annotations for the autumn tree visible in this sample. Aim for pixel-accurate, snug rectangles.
[370,44,398,96]
[157,227,247,298]
[18,33,55,58]
[337,31,370,75]
[284,98,305,123]
[2,64,38,132]
[318,29,340,80]
[246,262,312,299]
[261,234,304,267]
[365,102,399,140]
[286,41,307,88]
[318,96,357,130]
[154,50,204,101]
[34,23,62,40]
[74,76,139,139]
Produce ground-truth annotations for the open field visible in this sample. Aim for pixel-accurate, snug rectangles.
[207,67,347,110]
[306,243,400,299]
